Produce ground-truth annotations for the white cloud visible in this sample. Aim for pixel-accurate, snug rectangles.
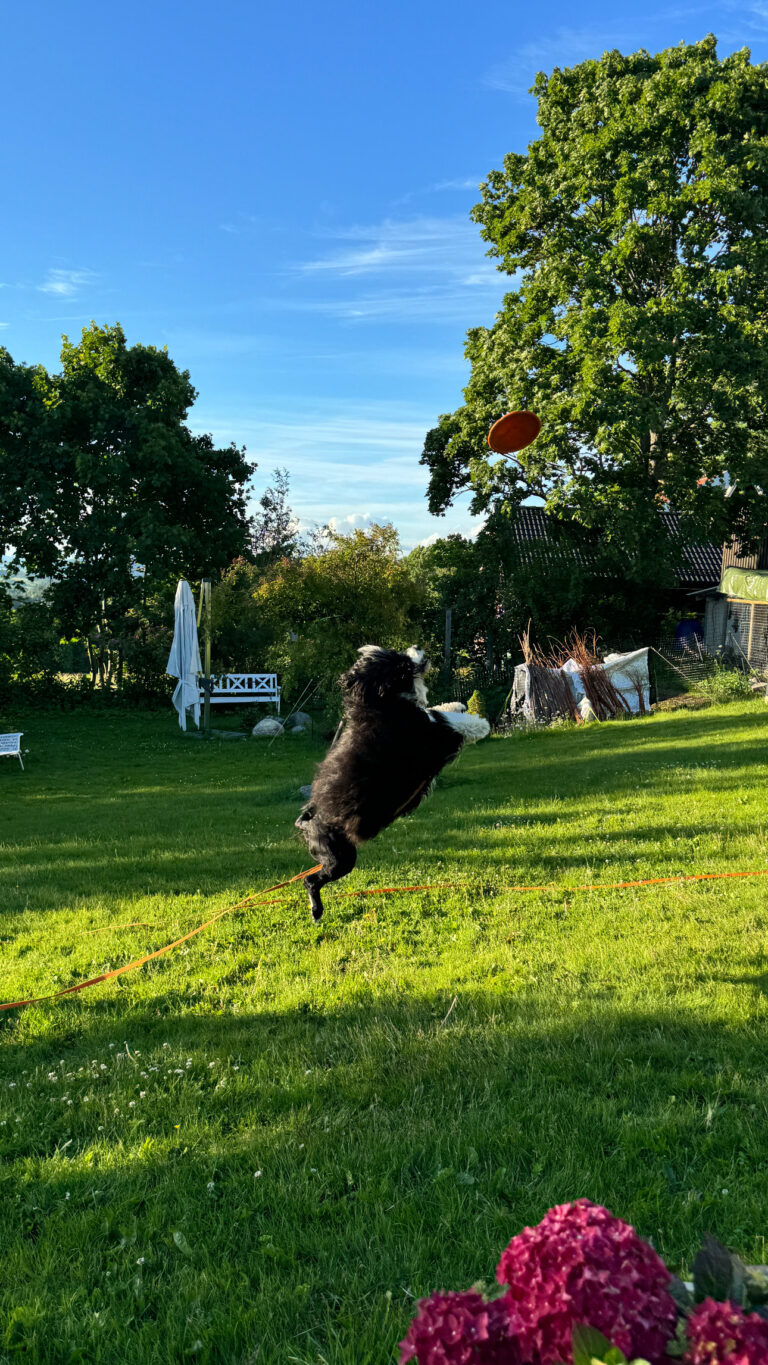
[484,27,634,97]
[326,512,373,532]
[287,286,503,325]
[430,177,482,193]
[38,268,95,298]
[293,215,508,324]
[190,400,486,548]
[301,216,493,280]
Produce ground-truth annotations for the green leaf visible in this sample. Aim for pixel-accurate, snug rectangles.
[172,1229,194,1259]
[692,1233,742,1303]
[572,1324,628,1364]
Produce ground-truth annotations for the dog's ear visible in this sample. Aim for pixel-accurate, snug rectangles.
[340,646,415,705]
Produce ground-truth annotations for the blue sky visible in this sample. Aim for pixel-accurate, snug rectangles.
[2,1,768,549]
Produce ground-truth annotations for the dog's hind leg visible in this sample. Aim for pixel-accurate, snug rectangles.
[299,819,358,922]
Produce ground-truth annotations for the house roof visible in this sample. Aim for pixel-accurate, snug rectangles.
[508,507,721,587]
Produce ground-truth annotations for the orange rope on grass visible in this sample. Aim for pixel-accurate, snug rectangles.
[0,865,322,1013]
[4,863,767,1013]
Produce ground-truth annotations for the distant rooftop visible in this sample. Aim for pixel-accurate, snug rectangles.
[508,507,720,588]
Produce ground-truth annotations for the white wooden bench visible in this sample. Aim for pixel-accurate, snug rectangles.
[199,674,281,713]
[0,732,24,770]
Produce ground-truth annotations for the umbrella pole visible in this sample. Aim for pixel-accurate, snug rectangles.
[203,578,212,738]
[198,578,213,737]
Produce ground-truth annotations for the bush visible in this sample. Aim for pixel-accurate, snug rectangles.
[467,690,486,717]
[696,661,755,703]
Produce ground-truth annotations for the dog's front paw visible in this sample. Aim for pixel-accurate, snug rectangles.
[438,710,491,743]
[467,716,491,743]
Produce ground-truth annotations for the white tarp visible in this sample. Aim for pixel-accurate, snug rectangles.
[166,579,202,730]
[511,647,650,722]
[602,648,651,714]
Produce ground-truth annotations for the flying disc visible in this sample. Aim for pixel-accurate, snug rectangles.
[487,410,541,455]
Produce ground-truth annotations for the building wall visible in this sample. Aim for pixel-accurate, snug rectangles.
[703,594,768,668]
[721,538,768,573]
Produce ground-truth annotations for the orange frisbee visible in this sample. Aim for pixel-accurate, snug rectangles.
[487,410,541,455]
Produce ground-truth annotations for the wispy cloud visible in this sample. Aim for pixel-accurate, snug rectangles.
[38,268,95,298]
[301,216,490,279]
[284,285,503,325]
[484,26,635,97]
[717,0,768,42]
[392,176,482,208]
[295,215,507,323]
[191,401,486,548]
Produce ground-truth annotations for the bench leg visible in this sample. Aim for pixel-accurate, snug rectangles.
[18,754,24,770]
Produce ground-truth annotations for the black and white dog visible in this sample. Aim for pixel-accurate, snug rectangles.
[295,646,490,921]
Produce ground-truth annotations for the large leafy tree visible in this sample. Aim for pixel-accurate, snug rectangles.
[1,324,254,681]
[0,349,61,573]
[422,37,768,569]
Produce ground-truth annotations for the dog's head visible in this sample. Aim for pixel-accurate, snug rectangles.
[340,645,430,710]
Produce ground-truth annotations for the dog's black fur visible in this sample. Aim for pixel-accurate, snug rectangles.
[295,646,469,921]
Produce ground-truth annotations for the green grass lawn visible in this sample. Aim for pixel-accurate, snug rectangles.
[1,703,768,1364]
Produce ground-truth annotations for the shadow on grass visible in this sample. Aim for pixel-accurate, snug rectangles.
[2,987,767,1362]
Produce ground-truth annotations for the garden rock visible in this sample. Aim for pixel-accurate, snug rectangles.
[284,711,312,730]
[299,784,313,800]
[251,718,284,738]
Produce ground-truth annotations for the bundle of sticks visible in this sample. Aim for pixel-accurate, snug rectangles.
[520,627,581,723]
[550,630,630,721]
[519,628,629,723]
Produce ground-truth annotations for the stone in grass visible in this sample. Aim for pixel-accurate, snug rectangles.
[289,725,309,736]
[251,717,284,738]
[284,711,312,730]
[299,784,313,800]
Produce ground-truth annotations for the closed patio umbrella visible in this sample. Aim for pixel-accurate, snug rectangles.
[167,579,202,730]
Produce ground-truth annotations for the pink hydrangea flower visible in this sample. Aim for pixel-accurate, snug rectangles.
[495,1199,677,1364]
[684,1299,768,1364]
[399,1290,521,1364]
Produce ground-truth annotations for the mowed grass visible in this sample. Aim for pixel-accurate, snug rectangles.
[1,704,768,1364]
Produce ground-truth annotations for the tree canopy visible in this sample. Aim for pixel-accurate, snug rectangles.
[422,37,768,565]
[252,523,423,703]
[1,324,254,675]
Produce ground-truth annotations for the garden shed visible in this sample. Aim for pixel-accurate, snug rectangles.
[696,536,768,670]
[702,567,768,670]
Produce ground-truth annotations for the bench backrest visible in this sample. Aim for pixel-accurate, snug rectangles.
[209,674,279,697]
[0,733,22,754]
